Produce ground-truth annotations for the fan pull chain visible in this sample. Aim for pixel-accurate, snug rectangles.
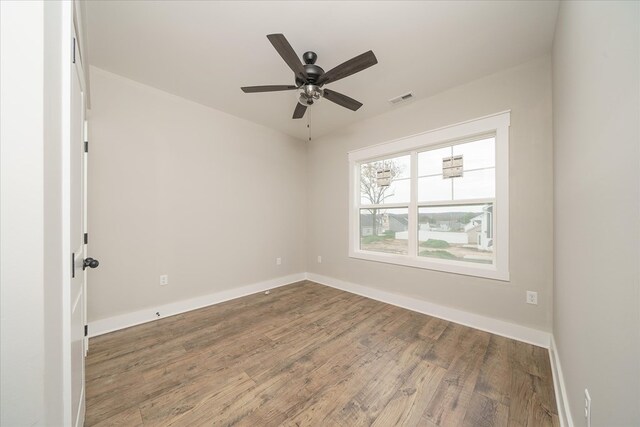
[307,107,312,142]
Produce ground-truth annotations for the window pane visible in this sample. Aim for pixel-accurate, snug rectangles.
[361,177,410,204]
[419,138,495,203]
[418,175,452,202]
[360,155,411,205]
[453,168,495,200]
[360,208,408,255]
[418,146,452,177]
[452,137,495,170]
[418,204,494,265]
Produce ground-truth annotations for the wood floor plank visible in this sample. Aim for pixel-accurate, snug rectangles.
[508,366,535,426]
[86,369,145,402]
[85,281,559,426]
[332,337,434,426]
[199,298,401,425]
[422,321,469,369]
[461,392,509,427]
[421,327,491,426]
[527,392,561,427]
[474,334,512,405]
[263,291,365,341]
[88,282,316,366]
[280,322,413,425]
[247,296,388,383]
[162,373,257,427]
[370,360,447,426]
[510,339,551,380]
[85,371,181,426]
[178,284,333,352]
[418,316,450,341]
[217,341,373,426]
[138,369,252,426]
[392,311,431,342]
[91,406,144,427]
[139,335,265,384]
[86,336,188,382]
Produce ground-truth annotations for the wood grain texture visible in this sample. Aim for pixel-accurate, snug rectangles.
[86,281,558,426]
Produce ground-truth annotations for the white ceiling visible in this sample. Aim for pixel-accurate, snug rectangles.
[86,1,559,140]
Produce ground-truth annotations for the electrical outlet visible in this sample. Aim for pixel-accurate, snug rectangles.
[317,255,322,263]
[160,274,169,286]
[585,389,591,427]
[276,257,282,265]
[526,291,538,305]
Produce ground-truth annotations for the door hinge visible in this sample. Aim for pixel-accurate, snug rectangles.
[71,252,75,279]
[84,140,88,153]
[72,37,76,64]
[84,325,88,337]
[84,233,88,244]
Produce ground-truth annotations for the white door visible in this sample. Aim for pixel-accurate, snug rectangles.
[70,31,87,427]
[84,119,89,356]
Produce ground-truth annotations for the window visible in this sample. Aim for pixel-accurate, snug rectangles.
[348,112,510,280]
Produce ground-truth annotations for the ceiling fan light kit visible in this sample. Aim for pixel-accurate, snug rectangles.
[298,85,323,106]
[241,33,377,120]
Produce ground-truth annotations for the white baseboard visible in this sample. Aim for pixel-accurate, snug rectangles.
[88,273,306,337]
[306,272,551,348]
[549,335,574,427]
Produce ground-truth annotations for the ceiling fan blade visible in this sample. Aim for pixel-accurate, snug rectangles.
[317,50,378,85]
[267,34,308,81]
[241,85,297,93]
[323,89,363,111]
[293,103,307,119]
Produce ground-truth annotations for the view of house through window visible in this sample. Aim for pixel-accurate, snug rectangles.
[416,204,493,264]
[360,208,409,255]
[358,136,496,266]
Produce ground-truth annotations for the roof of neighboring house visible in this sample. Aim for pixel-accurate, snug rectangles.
[389,215,408,226]
[465,223,481,232]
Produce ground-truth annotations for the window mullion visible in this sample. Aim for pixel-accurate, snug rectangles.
[417,198,495,207]
[408,151,418,257]
[359,202,410,210]
[450,146,455,200]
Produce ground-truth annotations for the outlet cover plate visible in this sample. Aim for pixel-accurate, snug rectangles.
[526,291,538,305]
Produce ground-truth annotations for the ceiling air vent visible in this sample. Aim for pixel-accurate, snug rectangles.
[389,92,414,105]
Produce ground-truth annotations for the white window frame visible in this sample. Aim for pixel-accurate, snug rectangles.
[348,111,510,281]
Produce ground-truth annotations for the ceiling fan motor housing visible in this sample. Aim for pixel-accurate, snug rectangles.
[296,52,324,85]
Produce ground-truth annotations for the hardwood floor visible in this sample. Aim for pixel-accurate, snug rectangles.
[85,281,559,426]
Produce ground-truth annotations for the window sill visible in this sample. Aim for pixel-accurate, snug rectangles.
[349,249,510,281]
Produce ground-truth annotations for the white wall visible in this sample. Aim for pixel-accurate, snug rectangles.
[552,2,640,426]
[43,1,65,424]
[307,56,553,332]
[87,68,307,323]
[1,2,46,425]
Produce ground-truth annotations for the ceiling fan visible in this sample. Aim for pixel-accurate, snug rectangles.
[241,34,378,119]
